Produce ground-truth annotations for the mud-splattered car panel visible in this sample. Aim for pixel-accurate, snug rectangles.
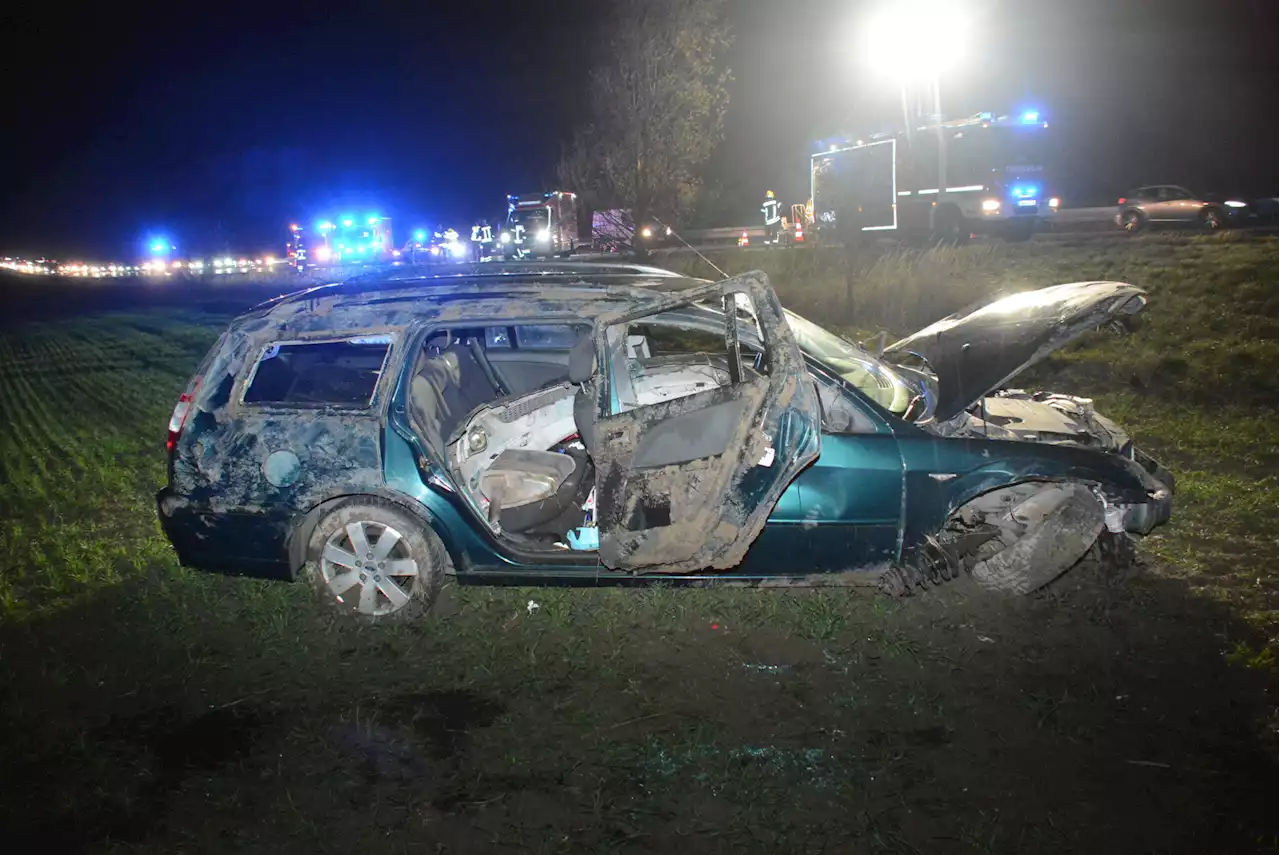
[582,272,821,573]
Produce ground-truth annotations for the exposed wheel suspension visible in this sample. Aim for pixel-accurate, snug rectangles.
[878,528,1000,596]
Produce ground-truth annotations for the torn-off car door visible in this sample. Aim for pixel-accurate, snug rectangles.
[581,271,821,573]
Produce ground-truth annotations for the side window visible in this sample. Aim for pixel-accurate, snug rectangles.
[607,299,765,415]
[516,324,582,350]
[811,371,879,434]
[243,337,391,407]
[484,324,584,351]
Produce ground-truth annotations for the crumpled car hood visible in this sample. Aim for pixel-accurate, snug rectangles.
[884,281,1147,422]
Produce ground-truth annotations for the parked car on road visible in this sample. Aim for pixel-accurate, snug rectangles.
[157,262,1173,619]
[1116,185,1251,232]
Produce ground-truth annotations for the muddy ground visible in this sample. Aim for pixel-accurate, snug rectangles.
[1,569,1272,854]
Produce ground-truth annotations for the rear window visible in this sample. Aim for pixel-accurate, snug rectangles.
[243,337,391,407]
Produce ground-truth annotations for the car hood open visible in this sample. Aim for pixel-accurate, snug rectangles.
[883,281,1148,422]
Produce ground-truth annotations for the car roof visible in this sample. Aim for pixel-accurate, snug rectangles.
[235,261,715,334]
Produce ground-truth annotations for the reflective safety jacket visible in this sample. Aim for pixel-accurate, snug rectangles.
[762,198,781,225]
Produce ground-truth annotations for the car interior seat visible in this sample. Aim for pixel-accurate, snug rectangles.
[409,337,500,447]
[472,334,600,537]
[569,334,597,450]
[479,446,592,535]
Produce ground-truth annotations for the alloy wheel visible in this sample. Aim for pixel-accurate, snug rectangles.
[319,520,419,616]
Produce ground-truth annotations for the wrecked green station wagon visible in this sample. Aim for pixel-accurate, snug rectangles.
[157,262,1173,618]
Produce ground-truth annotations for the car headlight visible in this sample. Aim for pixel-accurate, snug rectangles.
[537,229,550,242]
[640,226,653,239]
[1224,200,1247,208]
[981,198,1001,213]
[1048,197,1060,209]
[499,232,511,243]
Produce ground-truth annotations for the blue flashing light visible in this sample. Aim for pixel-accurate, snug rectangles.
[414,229,426,241]
[367,214,379,225]
[1011,183,1039,199]
[341,218,353,227]
[149,240,168,254]
[1020,110,1041,123]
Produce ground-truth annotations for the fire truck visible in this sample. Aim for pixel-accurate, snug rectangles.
[499,191,579,259]
[811,110,1057,243]
[290,215,394,269]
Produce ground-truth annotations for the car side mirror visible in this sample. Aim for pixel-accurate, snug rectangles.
[568,336,596,385]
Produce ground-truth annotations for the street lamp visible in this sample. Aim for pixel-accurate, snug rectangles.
[859,2,970,195]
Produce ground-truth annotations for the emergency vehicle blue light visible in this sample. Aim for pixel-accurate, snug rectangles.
[367,214,379,225]
[414,229,426,241]
[341,218,353,227]
[1020,110,1040,123]
[1011,184,1039,199]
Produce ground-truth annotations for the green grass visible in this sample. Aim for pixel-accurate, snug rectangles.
[0,238,1276,853]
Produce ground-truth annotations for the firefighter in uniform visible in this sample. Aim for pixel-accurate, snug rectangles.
[477,218,494,261]
[762,190,781,245]
[471,222,485,262]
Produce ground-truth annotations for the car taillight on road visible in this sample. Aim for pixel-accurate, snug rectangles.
[167,377,201,453]
[1117,197,1126,205]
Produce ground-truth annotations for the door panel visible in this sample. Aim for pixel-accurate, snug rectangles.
[794,433,903,565]
[583,272,821,573]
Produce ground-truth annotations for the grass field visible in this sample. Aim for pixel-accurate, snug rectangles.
[0,235,1275,853]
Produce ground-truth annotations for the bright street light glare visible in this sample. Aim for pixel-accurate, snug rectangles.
[858,2,969,82]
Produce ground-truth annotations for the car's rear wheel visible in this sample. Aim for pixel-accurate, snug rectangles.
[1121,210,1145,233]
[303,498,448,621]
[1200,207,1226,231]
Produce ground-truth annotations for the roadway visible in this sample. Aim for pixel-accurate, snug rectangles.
[672,205,1275,251]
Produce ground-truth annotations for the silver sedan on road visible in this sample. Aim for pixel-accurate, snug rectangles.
[1116,185,1250,232]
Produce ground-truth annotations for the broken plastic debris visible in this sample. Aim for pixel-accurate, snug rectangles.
[742,662,791,674]
[567,527,599,550]
[758,446,776,467]
[526,600,540,615]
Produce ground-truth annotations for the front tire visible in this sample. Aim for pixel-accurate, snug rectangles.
[1121,210,1145,233]
[303,498,449,621]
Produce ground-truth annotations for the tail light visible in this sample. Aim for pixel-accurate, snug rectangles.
[1117,197,1126,205]
[167,376,202,453]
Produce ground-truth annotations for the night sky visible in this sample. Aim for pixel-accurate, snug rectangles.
[1,0,1275,259]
